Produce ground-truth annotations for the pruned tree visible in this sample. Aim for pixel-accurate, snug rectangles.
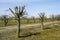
[50,15,55,25]
[27,18,30,23]
[2,15,8,26]
[22,16,29,23]
[38,12,46,30]
[55,15,60,23]
[9,6,27,37]
[32,16,35,23]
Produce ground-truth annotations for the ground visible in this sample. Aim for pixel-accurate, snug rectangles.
[0,21,60,40]
[19,23,60,40]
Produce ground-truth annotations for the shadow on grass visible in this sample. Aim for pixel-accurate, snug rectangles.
[19,32,40,38]
[44,27,52,30]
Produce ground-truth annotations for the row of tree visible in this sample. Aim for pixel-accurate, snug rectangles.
[0,6,60,38]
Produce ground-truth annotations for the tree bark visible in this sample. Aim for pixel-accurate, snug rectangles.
[18,16,20,38]
[41,22,44,30]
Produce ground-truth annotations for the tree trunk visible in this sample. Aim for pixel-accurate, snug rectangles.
[18,17,20,38]
[41,22,44,30]
[4,20,6,27]
[34,19,35,23]
[4,19,8,27]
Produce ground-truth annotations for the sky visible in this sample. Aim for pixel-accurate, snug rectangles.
[0,0,60,18]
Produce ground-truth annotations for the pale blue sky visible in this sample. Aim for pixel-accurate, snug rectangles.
[0,0,60,18]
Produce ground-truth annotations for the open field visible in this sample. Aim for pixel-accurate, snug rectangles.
[0,19,41,27]
[0,1,60,40]
[0,22,60,40]
[20,23,60,40]
[0,19,51,27]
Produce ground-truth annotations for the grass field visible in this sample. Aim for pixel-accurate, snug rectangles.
[0,19,52,27]
[19,23,60,40]
[0,19,41,27]
[0,22,60,40]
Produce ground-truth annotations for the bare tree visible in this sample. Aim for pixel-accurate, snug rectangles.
[2,15,8,26]
[22,16,29,23]
[32,16,35,23]
[50,15,55,25]
[9,6,27,37]
[39,12,46,30]
[55,15,60,23]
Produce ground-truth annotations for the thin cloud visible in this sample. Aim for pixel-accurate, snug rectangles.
[0,0,18,3]
[0,0,50,3]
[18,0,49,2]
